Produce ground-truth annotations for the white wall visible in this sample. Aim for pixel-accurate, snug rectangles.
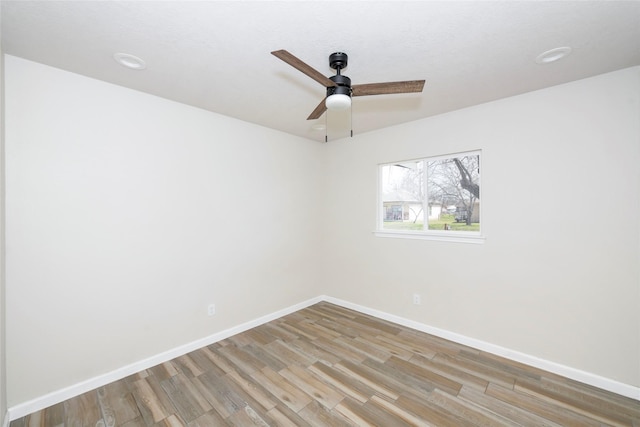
[4,56,325,405]
[323,67,640,388]
[4,54,639,410]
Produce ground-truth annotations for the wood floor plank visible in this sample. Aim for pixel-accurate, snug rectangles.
[367,395,431,427]
[514,378,635,426]
[539,375,640,419]
[426,387,515,426]
[264,339,316,367]
[432,351,517,389]
[267,403,314,427]
[242,326,280,347]
[328,316,396,338]
[486,382,604,426]
[201,345,236,375]
[277,320,320,342]
[160,373,212,423]
[155,414,187,427]
[351,315,403,336]
[541,375,640,415]
[308,337,367,363]
[118,416,148,427]
[385,355,463,396]
[261,322,300,342]
[334,335,391,363]
[97,381,140,426]
[296,320,343,341]
[41,401,65,427]
[408,353,490,392]
[279,311,313,325]
[395,393,478,427]
[398,329,474,357]
[307,361,376,403]
[458,385,564,427]
[148,362,180,382]
[224,405,271,427]
[171,354,205,379]
[287,338,342,365]
[333,360,400,400]
[130,375,176,425]
[224,369,279,412]
[265,340,318,366]
[186,409,227,427]
[458,349,542,382]
[249,367,312,412]
[191,371,250,419]
[215,343,266,374]
[289,309,323,323]
[334,396,414,427]
[370,330,438,359]
[279,364,345,409]
[185,349,220,377]
[11,302,640,427]
[312,302,358,320]
[297,400,353,427]
[316,317,361,339]
[63,390,102,427]
[354,333,415,360]
[241,344,289,372]
[216,370,280,425]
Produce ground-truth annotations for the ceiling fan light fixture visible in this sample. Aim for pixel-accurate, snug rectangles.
[326,80,352,111]
[326,93,351,111]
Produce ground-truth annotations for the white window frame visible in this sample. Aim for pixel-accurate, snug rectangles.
[375,150,485,244]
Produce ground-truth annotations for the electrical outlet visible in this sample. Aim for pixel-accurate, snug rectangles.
[412,294,421,305]
[207,304,216,316]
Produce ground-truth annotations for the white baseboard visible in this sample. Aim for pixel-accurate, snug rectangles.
[322,295,640,401]
[8,293,639,421]
[8,295,324,421]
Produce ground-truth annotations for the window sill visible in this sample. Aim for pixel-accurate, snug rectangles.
[374,230,486,244]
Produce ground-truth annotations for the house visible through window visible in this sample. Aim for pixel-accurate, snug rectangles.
[378,151,481,239]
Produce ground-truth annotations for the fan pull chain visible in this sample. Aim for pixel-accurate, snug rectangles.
[350,100,353,138]
[323,104,352,142]
[324,111,328,143]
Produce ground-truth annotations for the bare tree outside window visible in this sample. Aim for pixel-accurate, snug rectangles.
[380,151,480,233]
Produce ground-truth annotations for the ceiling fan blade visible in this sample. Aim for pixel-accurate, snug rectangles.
[352,80,425,97]
[272,50,336,88]
[307,97,328,120]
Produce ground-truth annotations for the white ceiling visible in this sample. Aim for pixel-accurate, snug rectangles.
[2,1,640,142]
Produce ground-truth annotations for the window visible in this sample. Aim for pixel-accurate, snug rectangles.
[377,150,483,243]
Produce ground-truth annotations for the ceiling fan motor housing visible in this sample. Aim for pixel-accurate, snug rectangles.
[329,52,348,71]
[328,52,352,98]
[327,74,352,97]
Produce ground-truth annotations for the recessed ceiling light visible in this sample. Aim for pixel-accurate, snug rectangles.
[535,47,572,64]
[311,124,326,131]
[113,53,146,70]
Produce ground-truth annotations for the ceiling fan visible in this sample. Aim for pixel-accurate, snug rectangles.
[271,50,426,121]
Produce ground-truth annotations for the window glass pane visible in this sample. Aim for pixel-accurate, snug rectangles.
[381,161,424,231]
[427,154,480,232]
[379,151,480,234]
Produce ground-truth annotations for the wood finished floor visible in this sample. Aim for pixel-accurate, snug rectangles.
[10,302,640,427]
